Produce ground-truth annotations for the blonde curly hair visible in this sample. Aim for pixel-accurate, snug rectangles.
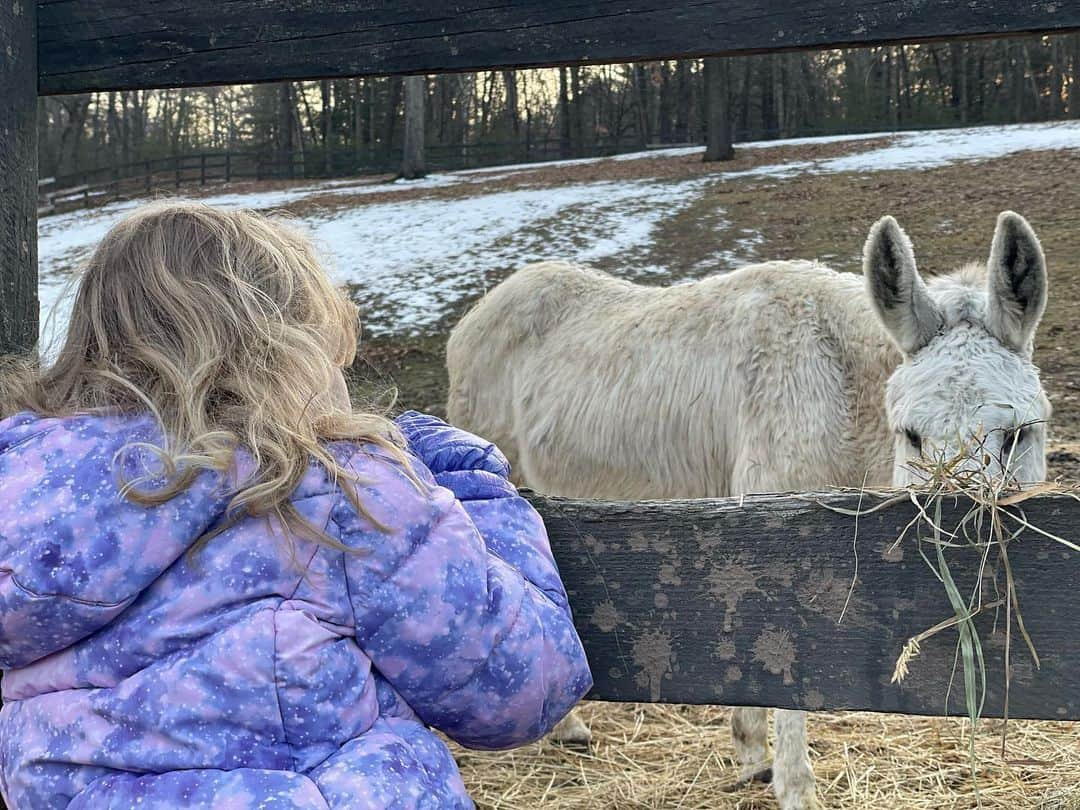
[2,201,409,546]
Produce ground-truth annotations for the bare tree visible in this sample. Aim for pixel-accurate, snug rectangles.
[321,79,333,175]
[382,76,403,163]
[633,63,651,148]
[571,66,585,156]
[703,57,734,162]
[401,75,427,179]
[277,83,295,177]
[503,70,522,160]
[559,67,572,159]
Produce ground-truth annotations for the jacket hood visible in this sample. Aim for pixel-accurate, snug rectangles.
[0,412,233,669]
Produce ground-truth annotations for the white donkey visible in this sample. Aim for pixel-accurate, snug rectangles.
[446,212,1049,809]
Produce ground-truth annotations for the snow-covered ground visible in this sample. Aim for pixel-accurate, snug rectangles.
[37,120,1080,350]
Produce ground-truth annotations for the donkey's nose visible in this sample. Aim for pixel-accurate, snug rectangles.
[955,440,1011,482]
[924,439,1007,483]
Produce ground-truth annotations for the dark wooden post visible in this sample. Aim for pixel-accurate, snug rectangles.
[145,160,152,193]
[224,152,232,183]
[200,154,207,185]
[0,0,39,355]
[175,157,181,189]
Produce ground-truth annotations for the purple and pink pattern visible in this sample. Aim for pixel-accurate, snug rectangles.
[0,410,591,809]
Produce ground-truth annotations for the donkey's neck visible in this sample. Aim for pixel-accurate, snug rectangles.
[832,280,903,489]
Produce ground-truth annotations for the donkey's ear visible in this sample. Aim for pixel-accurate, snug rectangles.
[985,211,1046,356]
[864,216,942,355]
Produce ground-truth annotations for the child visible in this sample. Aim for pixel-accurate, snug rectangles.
[0,203,592,809]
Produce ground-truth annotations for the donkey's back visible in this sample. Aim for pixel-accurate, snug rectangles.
[447,260,896,500]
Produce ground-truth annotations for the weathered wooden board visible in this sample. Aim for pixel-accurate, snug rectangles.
[38,1,1080,95]
[1,0,38,356]
[531,491,1080,720]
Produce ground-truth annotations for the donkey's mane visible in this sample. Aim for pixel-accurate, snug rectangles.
[926,262,990,327]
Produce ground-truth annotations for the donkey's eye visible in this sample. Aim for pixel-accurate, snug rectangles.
[905,429,923,453]
[1003,426,1027,449]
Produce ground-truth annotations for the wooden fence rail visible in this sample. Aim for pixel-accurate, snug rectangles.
[36,1,1080,95]
[531,490,1080,720]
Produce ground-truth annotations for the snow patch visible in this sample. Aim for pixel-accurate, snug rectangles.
[309,177,713,336]
[39,177,713,350]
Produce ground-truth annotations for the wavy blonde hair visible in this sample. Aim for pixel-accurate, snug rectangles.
[2,201,410,546]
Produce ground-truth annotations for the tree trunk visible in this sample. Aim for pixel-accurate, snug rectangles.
[950,41,968,124]
[277,82,295,177]
[120,92,133,164]
[59,96,90,174]
[352,78,362,170]
[382,76,403,163]
[1023,44,1041,121]
[455,73,474,161]
[658,61,674,144]
[293,101,306,177]
[401,75,427,179]
[1006,42,1023,121]
[1050,40,1065,118]
[760,56,777,138]
[297,85,321,145]
[171,90,190,155]
[898,45,912,126]
[559,67,572,159]
[479,71,495,136]
[703,57,734,162]
[106,91,121,163]
[503,70,521,160]
[321,79,333,175]
[1071,36,1080,117]
[774,55,788,137]
[366,80,376,161]
[738,57,752,138]
[633,63,651,148]
[571,66,585,156]
[675,60,692,142]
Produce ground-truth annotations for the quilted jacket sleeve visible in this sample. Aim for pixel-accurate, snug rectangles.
[392,411,568,603]
[333,422,592,750]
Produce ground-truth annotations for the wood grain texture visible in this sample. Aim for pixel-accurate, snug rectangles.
[529,491,1080,720]
[1,0,39,355]
[38,1,1080,94]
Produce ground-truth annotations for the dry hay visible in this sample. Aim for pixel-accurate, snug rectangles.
[452,703,1080,808]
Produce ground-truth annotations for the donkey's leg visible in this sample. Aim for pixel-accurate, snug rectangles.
[773,709,818,809]
[730,456,818,806]
[731,706,772,782]
[549,708,592,746]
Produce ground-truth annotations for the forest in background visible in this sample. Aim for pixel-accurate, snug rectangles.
[38,33,1080,183]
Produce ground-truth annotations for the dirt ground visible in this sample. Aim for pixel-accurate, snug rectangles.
[336,141,1080,808]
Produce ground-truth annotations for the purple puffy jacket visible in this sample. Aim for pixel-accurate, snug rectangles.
[0,410,591,809]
